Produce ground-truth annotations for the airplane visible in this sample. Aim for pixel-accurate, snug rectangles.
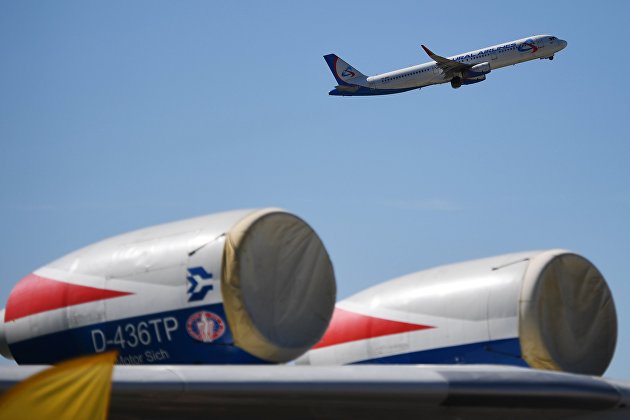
[0,209,629,418]
[324,34,567,96]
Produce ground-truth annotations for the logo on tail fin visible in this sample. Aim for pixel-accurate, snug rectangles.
[324,54,365,87]
[342,66,357,78]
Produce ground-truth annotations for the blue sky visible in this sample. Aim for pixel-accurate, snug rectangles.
[1,1,629,377]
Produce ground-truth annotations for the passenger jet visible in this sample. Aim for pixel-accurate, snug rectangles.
[324,34,567,96]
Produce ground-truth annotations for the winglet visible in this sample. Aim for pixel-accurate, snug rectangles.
[420,44,452,66]
[421,44,435,58]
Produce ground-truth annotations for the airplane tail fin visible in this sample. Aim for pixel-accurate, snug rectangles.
[323,54,367,86]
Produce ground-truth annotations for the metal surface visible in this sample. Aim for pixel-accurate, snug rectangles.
[300,250,617,376]
[0,208,336,365]
[1,364,628,419]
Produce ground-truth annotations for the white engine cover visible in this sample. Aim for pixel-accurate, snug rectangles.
[298,250,616,376]
[0,209,336,365]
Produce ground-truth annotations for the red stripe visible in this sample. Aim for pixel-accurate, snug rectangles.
[333,56,341,80]
[5,274,132,322]
[312,308,433,349]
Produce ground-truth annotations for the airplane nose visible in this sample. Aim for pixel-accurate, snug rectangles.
[558,39,568,50]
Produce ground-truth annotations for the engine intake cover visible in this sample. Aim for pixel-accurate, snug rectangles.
[519,251,616,375]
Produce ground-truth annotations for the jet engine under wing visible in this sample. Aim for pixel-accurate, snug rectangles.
[421,44,471,76]
[1,364,629,419]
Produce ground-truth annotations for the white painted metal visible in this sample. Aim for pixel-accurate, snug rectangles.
[0,364,628,419]
[300,250,616,376]
[0,208,336,363]
[362,35,567,91]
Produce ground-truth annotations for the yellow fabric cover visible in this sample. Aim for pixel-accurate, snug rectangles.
[0,351,117,419]
[519,251,617,375]
[222,209,336,363]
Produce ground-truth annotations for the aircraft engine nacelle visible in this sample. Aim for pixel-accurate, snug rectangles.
[298,250,617,376]
[462,75,486,85]
[0,208,336,365]
[464,62,491,79]
[453,62,491,87]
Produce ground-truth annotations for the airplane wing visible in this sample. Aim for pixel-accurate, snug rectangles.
[421,44,471,76]
[1,364,629,419]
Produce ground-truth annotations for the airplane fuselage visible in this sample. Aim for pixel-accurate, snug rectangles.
[326,35,567,96]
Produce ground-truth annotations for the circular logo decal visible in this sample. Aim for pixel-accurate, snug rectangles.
[186,311,225,343]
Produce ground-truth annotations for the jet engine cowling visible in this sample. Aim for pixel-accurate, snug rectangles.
[0,208,336,365]
[298,250,617,376]
[462,75,486,85]
[450,62,491,87]
[464,62,491,79]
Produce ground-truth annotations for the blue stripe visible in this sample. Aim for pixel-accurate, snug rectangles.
[9,303,268,365]
[352,338,529,367]
[329,86,419,96]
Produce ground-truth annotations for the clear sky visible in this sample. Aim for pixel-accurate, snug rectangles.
[1,1,629,377]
